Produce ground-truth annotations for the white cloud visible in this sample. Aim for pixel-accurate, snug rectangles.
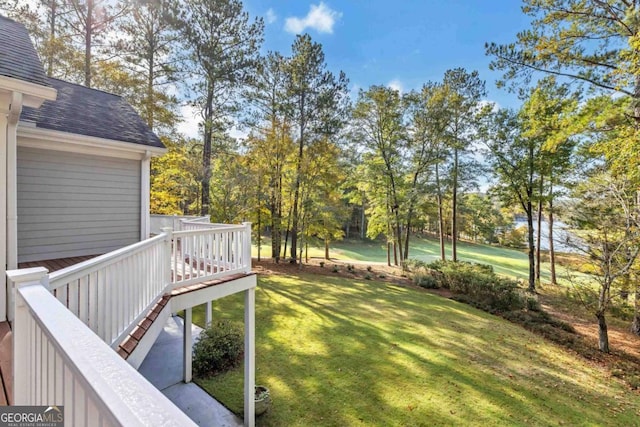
[387,79,404,94]
[177,105,248,142]
[177,105,201,139]
[284,2,342,34]
[229,124,249,141]
[266,8,277,24]
[349,83,361,100]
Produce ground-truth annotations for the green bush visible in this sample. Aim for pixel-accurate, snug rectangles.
[413,272,440,289]
[427,260,524,312]
[526,296,541,312]
[319,261,325,268]
[193,320,244,377]
[332,265,339,273]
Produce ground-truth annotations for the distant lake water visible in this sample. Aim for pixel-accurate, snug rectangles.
[513,219,579,253]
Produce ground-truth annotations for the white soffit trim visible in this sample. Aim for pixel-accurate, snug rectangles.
[0,75,57,108]
[17,125,166,160]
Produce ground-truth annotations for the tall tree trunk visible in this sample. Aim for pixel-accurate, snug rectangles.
[283,205,292,261]
[597,311,610,353]
[84,0,93,87]
[451,148,458,261]
[435,163,446,261]
[526,203,536,293]
[360,200,366,239]
[387,242,391,267]
[631,282,640,336]
[147,49,155,129]
[325,238,329,260]
[47,1,56,77]
[535,178,543,284]
[290,95,305,263]
[272,161,284,262]
[393,241,398,266]
[403,209,413,261]
[548,187,557,285]
[256,204,261,262]
[200,85,214,216]
[270,198,279,261]
[631,281,640,336]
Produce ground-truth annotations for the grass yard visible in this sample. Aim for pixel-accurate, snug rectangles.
[193,272,640,426]
[253,236,560,282]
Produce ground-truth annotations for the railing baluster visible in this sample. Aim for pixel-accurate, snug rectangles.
[78,275,89,325]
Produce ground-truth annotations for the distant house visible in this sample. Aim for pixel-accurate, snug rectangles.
[0,14,164,318]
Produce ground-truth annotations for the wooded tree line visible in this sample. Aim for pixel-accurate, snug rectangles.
[3,0,640,348]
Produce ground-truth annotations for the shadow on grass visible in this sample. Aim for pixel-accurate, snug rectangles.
[193,273,640,426]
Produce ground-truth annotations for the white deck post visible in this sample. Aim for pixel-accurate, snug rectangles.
[242,222,252,273]
[161,227,173,289]
[140,151,151,240]
[0,93,10,321]
[205,301,212,326]
[183,307,192,383]
[7,267,49,404]
[6,92,22,276]
[244,287,255,427]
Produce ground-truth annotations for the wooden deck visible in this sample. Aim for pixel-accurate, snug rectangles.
[0,255,99,406]
[18,255,98,272]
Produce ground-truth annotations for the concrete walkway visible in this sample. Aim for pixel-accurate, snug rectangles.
[138,316,243,427]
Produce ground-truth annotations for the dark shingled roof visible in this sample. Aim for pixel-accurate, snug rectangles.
[0,15,50,87]
[21,79,164,148]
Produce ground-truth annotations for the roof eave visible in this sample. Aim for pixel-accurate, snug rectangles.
[17,124,167,158]
[0,75,57,107]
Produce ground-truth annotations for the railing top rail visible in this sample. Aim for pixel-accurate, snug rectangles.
[49,233,167,288]
[18,283,195,426]
[180,221,239,228]
[173,224,245,236]
[181,216,210,223]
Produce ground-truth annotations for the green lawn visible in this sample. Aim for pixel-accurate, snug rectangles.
[194,273,640,426]
[255,236,560,281]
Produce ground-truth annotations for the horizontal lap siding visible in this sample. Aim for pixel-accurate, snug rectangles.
[17,147,141,262]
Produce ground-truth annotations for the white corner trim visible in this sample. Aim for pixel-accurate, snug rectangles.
[17,125,166,160]
[0,75,57,107]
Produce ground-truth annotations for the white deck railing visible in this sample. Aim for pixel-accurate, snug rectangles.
[7,221,252,426]
[12,271,195,426]
[48,234,170,348]
[172,223,252,287]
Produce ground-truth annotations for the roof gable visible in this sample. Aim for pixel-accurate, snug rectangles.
[0,15,50,87]
[21,79,164,149]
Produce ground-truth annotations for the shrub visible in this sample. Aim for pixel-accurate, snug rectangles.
[364,273,372,280]
[366,265,373,272]
[413,272,440,289]
[347,264,355,272]
[526,296,541,312]
[193,320,243,377]
[427,260,524,312]
[319,261,325,268]
[332,265,339,273]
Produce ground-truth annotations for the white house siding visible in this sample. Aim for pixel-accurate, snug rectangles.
[17,146,141,262]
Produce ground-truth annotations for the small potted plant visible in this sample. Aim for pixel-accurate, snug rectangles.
[255,385,271,416]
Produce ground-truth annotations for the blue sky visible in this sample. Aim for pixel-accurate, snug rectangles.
[244,0,532,109]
